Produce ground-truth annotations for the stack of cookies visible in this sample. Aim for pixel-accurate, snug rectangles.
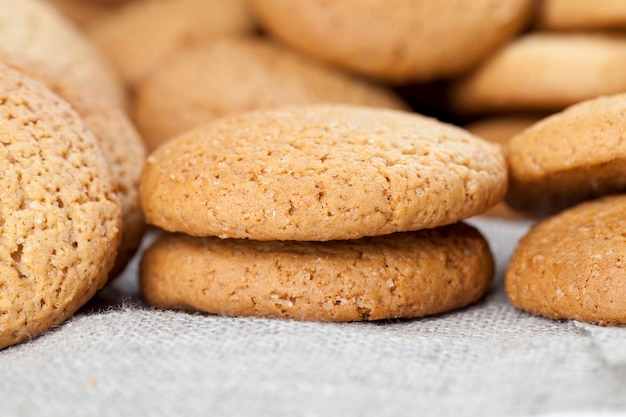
[139,105,507,321]
[502,93,626,325]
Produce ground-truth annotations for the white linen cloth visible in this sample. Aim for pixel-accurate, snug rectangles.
[1,217,625,417]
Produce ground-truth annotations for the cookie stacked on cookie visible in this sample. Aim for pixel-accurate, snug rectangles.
[503,93,626,325]
[139,105,507,321]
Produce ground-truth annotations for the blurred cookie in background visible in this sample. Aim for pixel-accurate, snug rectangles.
[133,37,407,151]
[88,0,254,87]
[449,33,626,116]
[536,0,626,31]
[249,0,535,84]
[0,0,126,107]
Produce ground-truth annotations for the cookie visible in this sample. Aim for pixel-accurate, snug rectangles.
[464,115,544,146]
[140,105,507,241]
[449,33,626,115]
[0,64,121,349]
[47,0,120,26]
[536,0,626,30]
[249,0,534,83]
[3,57,146,278]
[0,0,125,107]
[504,93,626,216]
[133,37,408,151]
[88,0,253,86]
[505,195,626,326]
[141,222,494,321]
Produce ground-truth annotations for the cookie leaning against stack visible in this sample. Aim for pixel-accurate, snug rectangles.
[139,105,507,321]
[0,64,121,349]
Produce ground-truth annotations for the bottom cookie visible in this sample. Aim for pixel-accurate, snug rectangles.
[505,195,626,325]
[140,223,494,321]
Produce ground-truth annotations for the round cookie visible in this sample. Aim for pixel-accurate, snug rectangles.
[134,37,408,151]
[3,57,146,278]
[249,0,534,83]
[449,33,626,115]
[504,93,626,216]
[0,0,125,107]
[140,105,507,241]
[536,0,626,31]
[141,223,494,321]
[505,195,626,326]
[0,64,121,349]
[88,0,253,86]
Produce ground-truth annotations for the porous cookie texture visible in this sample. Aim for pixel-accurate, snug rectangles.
[505,195,626,326]
[449,33,626,115]
[0,65,121,349]
[537,0,626,30]
[141,223,494,321]
[134,37,407,151]
[3,57,146,277]
[504,93,626,216]
[140,105,507,241]
[88,0,253,85]
[249,0,534,83]
[0,0,125,106]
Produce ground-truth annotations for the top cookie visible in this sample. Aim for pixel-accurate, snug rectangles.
[0,64,121,349]
[449,33,626,115]
[140,105,507,241]
[504,93,626,215]
[249,0,534,83]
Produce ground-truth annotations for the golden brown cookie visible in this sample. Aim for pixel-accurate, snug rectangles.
[2,57,146,278]
[536,0,626,31]
[0,0,125,107]
[504,93,626,216]
[88,0,254,86]
[464,115,544,146]
[133,37,408,151]
[249,0,534,83]
[0,64,121,349]
[464,115,542,220]
[140,105,507,241]
[505,195,626,326]
[449,33,626,115]
[141,223,494,321]
[47,0,120,26]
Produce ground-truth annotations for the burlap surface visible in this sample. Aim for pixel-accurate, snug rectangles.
[1,217,625,417]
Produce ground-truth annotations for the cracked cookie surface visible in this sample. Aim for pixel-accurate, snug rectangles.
[140,105,507,241]
[505,195,626,325]
[0,64,121,349]
[504,93,626,215]
[141,222,494,321]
